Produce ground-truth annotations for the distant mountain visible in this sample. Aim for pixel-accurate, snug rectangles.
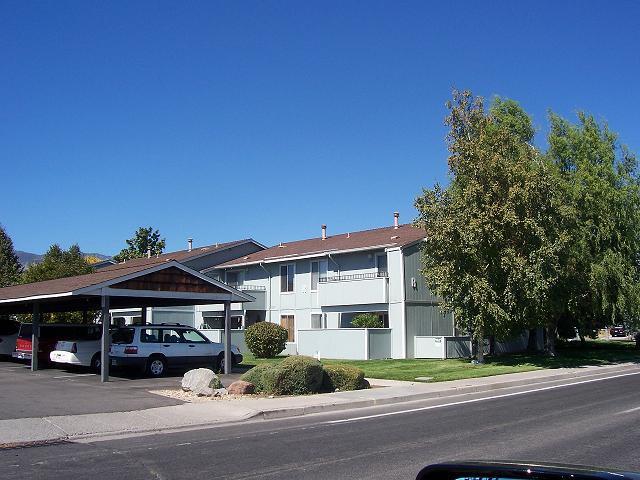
[15,250,111,267]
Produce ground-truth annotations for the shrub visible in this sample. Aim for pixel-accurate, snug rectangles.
[272,356,324,395]
[240,364,279,393]
[322,364,368,391]
[351,313,383,328]
[245,322,288,358]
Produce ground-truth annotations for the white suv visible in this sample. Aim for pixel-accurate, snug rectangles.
[109,324,243,377]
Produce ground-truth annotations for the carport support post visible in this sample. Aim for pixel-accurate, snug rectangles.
[224,300,231,374]
[31,303,40,372]
[100,294,110,382]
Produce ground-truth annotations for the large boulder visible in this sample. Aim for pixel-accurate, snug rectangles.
[227,380,255,395]
[181,368,223,396]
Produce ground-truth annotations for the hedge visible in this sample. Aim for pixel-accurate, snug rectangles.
[322,364,367,391]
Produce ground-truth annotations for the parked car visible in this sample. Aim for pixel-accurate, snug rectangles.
[0,319,21,358]
[109,323,243,377]
[13,323,103,365]
[49,326,107,372]
[610,325,627,337]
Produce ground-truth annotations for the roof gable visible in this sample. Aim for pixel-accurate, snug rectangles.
[110,266,227,294]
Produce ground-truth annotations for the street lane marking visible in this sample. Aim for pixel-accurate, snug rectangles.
[327,370,640,424]
[617,406,640,414]
[52,373,95,379]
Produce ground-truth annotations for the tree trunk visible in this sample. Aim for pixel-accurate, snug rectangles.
[546,323,557,357]
[476,331,485,364]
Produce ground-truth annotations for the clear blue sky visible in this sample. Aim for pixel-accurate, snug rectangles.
[2,1,639,256]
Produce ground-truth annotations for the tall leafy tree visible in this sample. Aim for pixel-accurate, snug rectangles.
[415,91,568,361]
[22,244,94,284]
[545,112,640,349]
[21,244,95,323]
[0,224,22,288]
[114,227,166,262]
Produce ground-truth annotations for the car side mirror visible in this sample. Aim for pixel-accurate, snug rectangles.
[416,462,640,480]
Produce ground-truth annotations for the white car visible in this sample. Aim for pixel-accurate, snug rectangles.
[109,323,243,377]
[0,320,20,357]
[49,325,105,371]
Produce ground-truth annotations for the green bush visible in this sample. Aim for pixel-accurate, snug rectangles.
[245,322,288,358]
[240,364,279,393]
[272,356,325,395]
[351,313,383,328]
[322,364,368,391]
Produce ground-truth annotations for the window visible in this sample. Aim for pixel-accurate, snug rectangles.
[280,264,294,292]
[201,316,243,330]
[226,271,240,286]
[376,254,388,276]
[180,329,208,343]
[140,328,162,343]
[311,313,325,329]
[280,315,295,342]
[310,260,328,290]
[112,328,135,344]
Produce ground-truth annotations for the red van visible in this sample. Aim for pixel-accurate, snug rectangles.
[13,324,101,365]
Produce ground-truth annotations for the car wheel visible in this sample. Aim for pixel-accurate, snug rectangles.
[146,356,166,377]
[91,353,102,373]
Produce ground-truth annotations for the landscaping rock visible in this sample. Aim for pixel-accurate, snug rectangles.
[181,368,222,397]
[227,380,255,395]
[212,388,228,397]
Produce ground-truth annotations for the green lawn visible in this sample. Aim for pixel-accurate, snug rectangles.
[239,340,640,382]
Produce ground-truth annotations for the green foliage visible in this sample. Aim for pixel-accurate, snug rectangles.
[415,90,568,360]
[20,244,94,323]
[113,226,166,262]
[209,375,223,389]
[272,356,324,395]
[322,364,367,391]
[415,89,640,358]
[21,244,93,284]
[244,322,288,358]
[351,313,383,328]
[0,225,22,288]
[545,112,640,340]
[240,364,279,393]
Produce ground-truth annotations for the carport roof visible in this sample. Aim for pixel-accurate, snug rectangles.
[0,260,254,314]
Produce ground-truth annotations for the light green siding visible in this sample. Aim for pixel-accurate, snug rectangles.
[405,304,454,358]
[403,243,439,303]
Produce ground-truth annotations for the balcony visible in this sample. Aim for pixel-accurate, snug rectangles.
[317,272,389,307]
[227,284,266,310]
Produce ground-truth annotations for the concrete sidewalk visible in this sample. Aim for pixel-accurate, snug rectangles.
[2,362,639,445]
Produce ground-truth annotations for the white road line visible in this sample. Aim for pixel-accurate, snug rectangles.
[52,373,95,379]
[327,370,640,424]
[617,406,640,414]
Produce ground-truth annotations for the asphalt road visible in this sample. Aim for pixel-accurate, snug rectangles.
[2,372,640,479]
[0,361,242,419]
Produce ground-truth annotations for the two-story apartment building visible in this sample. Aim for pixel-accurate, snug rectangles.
[209,215,456,359]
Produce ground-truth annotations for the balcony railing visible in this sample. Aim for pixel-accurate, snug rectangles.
[319,271,388,283]
[226,283,267,291]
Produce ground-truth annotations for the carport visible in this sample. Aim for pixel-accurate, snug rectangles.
[0,258,254,381]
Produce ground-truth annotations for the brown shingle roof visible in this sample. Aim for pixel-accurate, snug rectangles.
[99,239,253,272]
[0,261,165,301]
[217,224,425,268]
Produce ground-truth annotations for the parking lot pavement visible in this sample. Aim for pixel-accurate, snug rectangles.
[0,361,242,421]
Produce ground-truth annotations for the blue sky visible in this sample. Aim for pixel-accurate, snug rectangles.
[2,1,639,255]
